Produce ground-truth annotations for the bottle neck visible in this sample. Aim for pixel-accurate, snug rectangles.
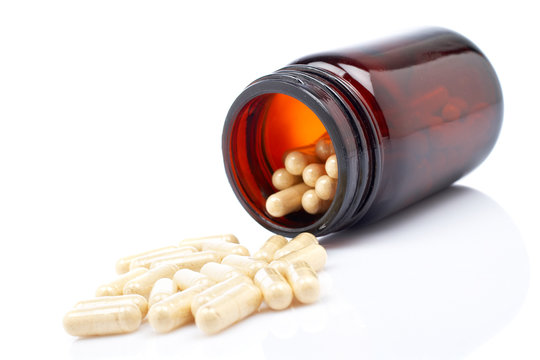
[222,65,381,236]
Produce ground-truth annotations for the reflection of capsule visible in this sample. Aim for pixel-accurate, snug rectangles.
[196,282,262,334]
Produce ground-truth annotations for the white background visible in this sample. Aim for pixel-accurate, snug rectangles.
[0,1,538,359]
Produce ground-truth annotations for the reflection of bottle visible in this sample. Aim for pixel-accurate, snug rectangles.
[222,28,503,236]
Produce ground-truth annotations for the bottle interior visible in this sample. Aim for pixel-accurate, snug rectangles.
[227,93,332,228]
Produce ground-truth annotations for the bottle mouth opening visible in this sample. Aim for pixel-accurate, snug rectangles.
[222,74,366,236]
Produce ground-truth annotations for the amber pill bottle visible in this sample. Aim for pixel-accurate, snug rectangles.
[222,28,503,237]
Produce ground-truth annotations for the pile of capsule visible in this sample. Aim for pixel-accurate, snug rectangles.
[63,233,327,336]
[266,134,338,218]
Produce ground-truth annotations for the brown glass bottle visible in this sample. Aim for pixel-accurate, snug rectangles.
[222,28,503,237]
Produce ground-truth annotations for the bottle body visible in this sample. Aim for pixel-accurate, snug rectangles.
[222,28,503,236]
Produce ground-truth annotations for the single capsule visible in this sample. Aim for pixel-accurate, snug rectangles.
[266,183,311,218]
[178,234,239,250]
[273,232,318,260]
[302,189,332,215]
[271,244,327,273]
[200,262,244,283]
[200,241,250,257]
[115,245,177,274]
[272,168,302,190]
[302,163,326,187]
[315,135,335,161]
[315,175,337,200]
[63,303,141,337]
[173,269,216,290]
[253,267,293,310]
[221,255,267,278]
[74,294,148,318]
[150,250,221,271]
[284,151,319,175]
[195,282,263,334]
[95,267,148,297]
[129,246,197,270]
[252,235,288,263]
[123,263,178,299]
[325,154,338,179]
[148,278,177,307]
[283,261,320,304]
[148,283,210,333]
[191,275,253,317]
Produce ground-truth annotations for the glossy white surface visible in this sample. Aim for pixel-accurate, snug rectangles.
[0,1,538,359]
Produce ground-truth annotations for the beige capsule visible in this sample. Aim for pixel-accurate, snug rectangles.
[325,154,338,179]
[191,275,253,317]
[200,262,244,283]
[271,243,327,274]
[315,136,335,161]
[178,234,239,250]
[253,267,293,310]
[266,183,311,218]
[272,168,302,190]
[284,151,320,175]
[195,282,263,334]
[252,235,288,263]
[302,163,326,187]
[123,263,178,299]
[315,175,337,200]
[173,269,216,290]
[150,250,221,271]
[284,261,320,304]
[148,284,210,333]
[221,255,267,278]
[115,245,177,274]
[95,267,148,297]
[200,241,250,257]
[149,278,177,307]
[63,303,141,337]
[302,189,332,215]
[75,294,148,318]
[274,232,318,260]
[129,246,198,271]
